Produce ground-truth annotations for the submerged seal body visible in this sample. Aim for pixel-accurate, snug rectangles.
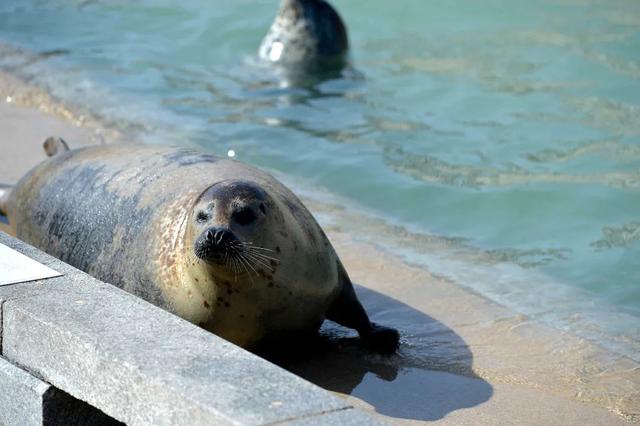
[259,0,349,71]
[2,142,398,352]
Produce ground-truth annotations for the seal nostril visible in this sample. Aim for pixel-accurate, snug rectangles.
[203,228,236,248]
[234,207,257,226]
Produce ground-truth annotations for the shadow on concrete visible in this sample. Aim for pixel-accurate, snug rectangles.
[257,285,493,422]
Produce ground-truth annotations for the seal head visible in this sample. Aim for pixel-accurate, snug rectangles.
[191,180,272,277]
[259,0,349,72]
[184,178,317,346]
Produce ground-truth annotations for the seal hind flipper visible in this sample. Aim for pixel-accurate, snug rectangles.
[0,183,12,217]
[43,136,70,157]
[326,261,400,354]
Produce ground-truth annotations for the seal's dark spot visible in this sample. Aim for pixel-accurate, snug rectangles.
[268,282,274,288]
[227,289,232,295]
[275,246,281,253]
[224,302,230,308]
[203,300,210,308]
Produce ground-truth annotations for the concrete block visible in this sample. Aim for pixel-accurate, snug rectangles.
[0,356,120,426]
[0,355,50,426]
[0,232,352,425]
[278,408,386,425]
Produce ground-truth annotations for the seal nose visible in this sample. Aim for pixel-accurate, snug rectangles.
[205,227,235,248]
[195,227,238,262]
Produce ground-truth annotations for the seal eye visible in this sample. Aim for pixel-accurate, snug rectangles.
[196,211,210,223]
[259,203,266,214]
[234,207,257,226]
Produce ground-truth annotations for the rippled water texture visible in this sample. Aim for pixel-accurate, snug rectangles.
[0,0,638,357]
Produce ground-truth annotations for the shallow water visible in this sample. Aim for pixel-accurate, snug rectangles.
[0,0,638,362]
[255,284,494,423]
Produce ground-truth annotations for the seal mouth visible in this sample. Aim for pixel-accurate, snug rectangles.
[194,227,279,279]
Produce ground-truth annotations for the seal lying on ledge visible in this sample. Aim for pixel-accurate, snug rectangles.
[0,138,399,353]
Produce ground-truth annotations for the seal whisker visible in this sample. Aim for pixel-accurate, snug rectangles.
[241,243,279,262]
[228,254,240,282]
[236,254,255,286]
[239,252,261,279]
[226,246,240,271]
[242,242,275,252]
[245,249,280,263]
[231,257,241,281]
[244,252,276,271]
[244,251,273,265]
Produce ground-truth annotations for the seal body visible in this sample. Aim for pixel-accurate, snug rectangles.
[5,143,399,351]
[259,0,349,70]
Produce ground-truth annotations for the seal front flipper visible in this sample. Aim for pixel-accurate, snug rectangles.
[326,261,400,354]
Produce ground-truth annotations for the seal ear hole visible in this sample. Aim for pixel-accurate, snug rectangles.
[234,207,257,226]
[259,203,266,214]
[196,211,210,223]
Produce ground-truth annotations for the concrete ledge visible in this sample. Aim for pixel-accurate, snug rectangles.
[0,232,382,425]
[0,356,120,426]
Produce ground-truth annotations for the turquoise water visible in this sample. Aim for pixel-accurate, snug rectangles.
[0,0,639,355]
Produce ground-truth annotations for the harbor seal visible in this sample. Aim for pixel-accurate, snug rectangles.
[0,140,399,353]
[259,0,349,71]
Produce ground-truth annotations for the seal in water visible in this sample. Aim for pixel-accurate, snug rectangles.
[259,0,349,71]
[0,140,399,353]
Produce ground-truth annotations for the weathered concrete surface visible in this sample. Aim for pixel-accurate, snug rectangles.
[0,356,120,426]
[0,232,382,425]
[277,408,386,425]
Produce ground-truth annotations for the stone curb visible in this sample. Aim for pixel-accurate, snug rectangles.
[0,232,383,425]
[0,356,120,426]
